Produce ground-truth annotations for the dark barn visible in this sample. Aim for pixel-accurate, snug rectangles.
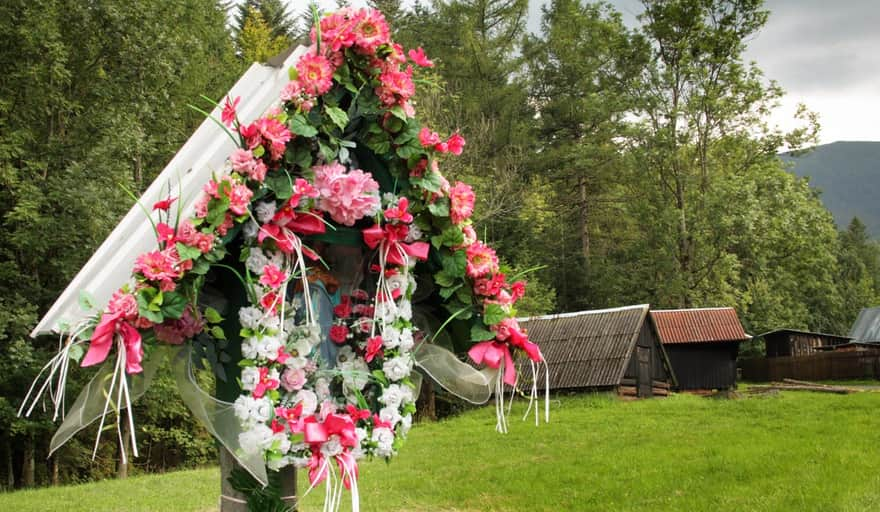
[760,329,851,357]
[650,308,749,391]
[519,305,676,398]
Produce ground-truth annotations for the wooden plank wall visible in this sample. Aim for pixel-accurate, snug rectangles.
[740,350,880,381]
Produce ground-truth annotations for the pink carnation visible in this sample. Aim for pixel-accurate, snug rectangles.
[465,241,498,279]
[239,117,292,161]
[313,162,380,226]
[296,53,336,96]
[227,182,253,216]
[330,324,350,344]
[108,290,138,321]
[449,181,475,224]
[377,66,415,106]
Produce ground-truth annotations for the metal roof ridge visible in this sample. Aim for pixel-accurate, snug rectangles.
[650,307,735,313]
[517,304,650,322]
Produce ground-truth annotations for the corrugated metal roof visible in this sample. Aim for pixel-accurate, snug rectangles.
[849,307,880,343]
[757,329,851,340]
[650,307,749,344]
[519,305,649,389]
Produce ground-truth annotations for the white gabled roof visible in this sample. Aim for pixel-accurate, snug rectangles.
[32,47,308,337]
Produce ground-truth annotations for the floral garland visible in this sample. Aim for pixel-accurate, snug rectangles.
[25,7,546,512]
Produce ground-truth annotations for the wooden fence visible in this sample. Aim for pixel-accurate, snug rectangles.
[740,350,880,382]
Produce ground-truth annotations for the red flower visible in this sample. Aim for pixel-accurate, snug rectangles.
[222,96,240,127]
[329,324,350,344]
[261,291,281,313]
[419,127,440,147]
[152,196,177,211]
[365,335,383,363]
[333,296,352,318]
[156,223,177,247]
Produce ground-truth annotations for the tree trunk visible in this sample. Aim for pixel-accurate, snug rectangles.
[578,176,591,264]
[21,438,35,488]
[5,440,13,490]
[50,454,59,486]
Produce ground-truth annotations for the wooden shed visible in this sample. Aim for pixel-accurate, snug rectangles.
[760,329,851,357]
[519,305,676,398]
[650,307,749,391]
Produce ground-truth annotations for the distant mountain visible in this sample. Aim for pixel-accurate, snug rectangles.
[780,141,880,237]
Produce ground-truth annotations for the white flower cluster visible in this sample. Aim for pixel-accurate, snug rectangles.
[241,333,283,361]
[246,246,284,275]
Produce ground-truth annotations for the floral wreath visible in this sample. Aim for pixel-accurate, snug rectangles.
[22,7,547,512]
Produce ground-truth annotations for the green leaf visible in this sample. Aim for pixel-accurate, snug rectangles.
[396,144,421,160]
[210,325,227,340]
[287,143,312,169]
[161,291,188,320]
[288,67,298,81]
[252,145,265,158]
[325,106,349,131]
[191,259,211,275]
[206,197,230,227]
[204,306,223,324]
[434,272,455,288]
[318,140,338,161]
[68,344,85,363]
[393,120,421,145]
[428,197,450,217]
[431,225,464,249]
[175,242,202,262]
[439,283,462,300]
[137,292,164,324]
[470,324,496,341]
[412,171,443,193]
[265,171,293,200]
[389,104,407,121]
[483,304,507,326]
[78,290,97,312]
[372,370,389,386]
[289,114,318,137]
[441,249,467,278]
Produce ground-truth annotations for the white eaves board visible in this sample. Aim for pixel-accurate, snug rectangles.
[32,46,308,337]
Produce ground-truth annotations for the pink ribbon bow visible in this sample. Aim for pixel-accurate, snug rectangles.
[468,341,516,386]
[362,223,429,266]
[81,312,144,374]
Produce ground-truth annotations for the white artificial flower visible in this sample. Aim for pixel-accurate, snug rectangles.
[355,427,368,443]
[260,315,281,331]
[379,406,402,427]
[386,273,408,297]
[241,337,260,360]
[273,432,292,454]
[239,423,274,455]
[400,414,413,436]
[383,356,413,381]
[242,219,259,241]
[314,378,331,401]
[294,389,318,416]
[246,246,270,275]
[375,301,397,323]
[371,427,395,458]
[257,335,283,360]
[240,366,260,391]
[341,356,370,391]
[320,436,343,458]
[398,327,414,352]
[381,326,401,349]
[254,201,277,223]
[336,346,356,366]
[379,384,413,409]
[285,339,312,370]
[238,307,263,330]
[404,225,423,243]
[267,455,294,471]
[234,396,273,425]
[397,300,413,322]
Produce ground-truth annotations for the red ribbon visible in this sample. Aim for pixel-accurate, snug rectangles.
[82,312,144,374]
[468,341,516,386]
[362,224,429,266]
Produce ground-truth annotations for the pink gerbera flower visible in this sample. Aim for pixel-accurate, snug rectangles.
[297,53,336,96]
[465,241,498,279]
[449,181,475,224]
[352,8,390,53]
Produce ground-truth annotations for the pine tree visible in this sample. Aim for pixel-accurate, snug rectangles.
[237,6,291,63]
[234,0,297,40]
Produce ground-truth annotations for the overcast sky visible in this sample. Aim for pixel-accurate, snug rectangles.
[303,0,880,144]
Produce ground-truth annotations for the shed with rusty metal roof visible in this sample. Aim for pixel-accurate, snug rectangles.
[650,307,749,391]
[519,305,675,398]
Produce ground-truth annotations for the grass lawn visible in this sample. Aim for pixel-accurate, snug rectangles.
[2,390,880,511]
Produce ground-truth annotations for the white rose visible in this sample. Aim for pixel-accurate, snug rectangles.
[239,423,274,455]
[379,384,412,409]
[379,406,402,427]
[398,327,414,352]
[242,219,259,241]
[386,273,408,298]
[294,389,318,416]
[381,326,401,349]
[257,335,282,360]
[241,337,260,360]
[253,397,274,423]
[246,247,270,275]
[238,307,263,330]
[320,436,343,458]
[240,366,260,391]
[400,413,413,436]
[383,356,413,381]
[397,300,412,321]
[371,427,395,458]
[254,201,277,224]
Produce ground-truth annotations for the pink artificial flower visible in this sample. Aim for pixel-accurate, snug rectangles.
[313,162,380,226]
[259,264,288,289]
[449,181,475,224]
[222,96,240,127]
[134,250,181,284]
[387,43,407,65]
[491,317,520,342]
[365,335,383,363]
[352,8,390,53]
[510,281,526,302]
[156,222,177,247]
[175,220,198,245]
[376,66,415,106]
[460,224,477,247]
[409,158,428,177]
[261,291,281,314]
[107,290,138,321]
[384,197,413,224]
[408,47,434,67]
[230,148,256,174]
[446,132,466,155]
[153,306,205,345]
[253,367,280,399]
[216,214,234,236]
[280,367,307,392]
[351,289,370,301]
[239,117,292,161]
[152,196,176,211]
[474,273,506,297]
[227,182,253,216]
[333,296,352,318]
[258,224,296,254]
[317,8,358,52]
[418,127,441,147]
[297,53,336,96]
[196,232,214,254]
[193,194,210,218]
[330,324,350,344]
[465,241,499,279]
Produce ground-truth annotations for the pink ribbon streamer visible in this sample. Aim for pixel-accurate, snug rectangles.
[362,224,429,266]
[468,341,516,386]
[81,312,143,374]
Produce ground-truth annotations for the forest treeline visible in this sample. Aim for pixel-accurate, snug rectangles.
[2,0,879,489]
